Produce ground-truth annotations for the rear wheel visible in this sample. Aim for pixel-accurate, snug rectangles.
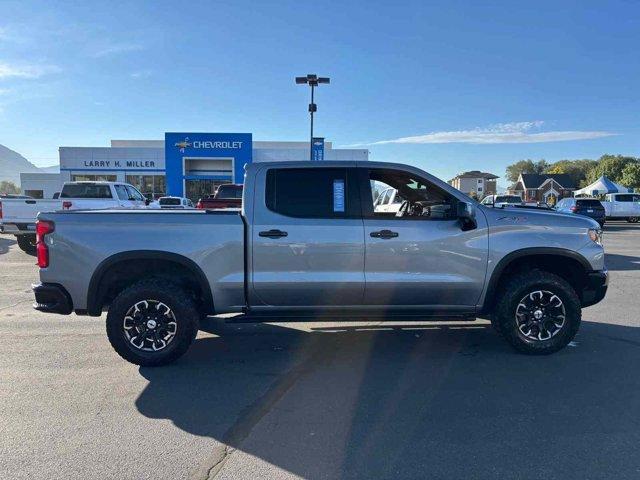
[17,234,37,256]
[106,279,199,366]
[494,270,581,354]
[627,217,639,223]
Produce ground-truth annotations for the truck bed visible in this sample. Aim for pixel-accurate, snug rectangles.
[38,209,246,313]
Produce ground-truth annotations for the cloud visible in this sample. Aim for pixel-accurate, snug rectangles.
[91,42,144,58]
[0,61,61,79]
[351,121,617,146]
[130,70,152,79]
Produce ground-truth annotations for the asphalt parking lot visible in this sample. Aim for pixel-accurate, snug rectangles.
[1,223,639,480]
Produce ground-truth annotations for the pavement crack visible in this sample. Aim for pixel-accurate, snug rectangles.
[0,299,32,312]
[193,342,331,479]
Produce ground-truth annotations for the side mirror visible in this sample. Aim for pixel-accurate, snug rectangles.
[457,201,477,231]
[145,198,151,206]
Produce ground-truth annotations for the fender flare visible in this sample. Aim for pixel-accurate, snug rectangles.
[480,247,591,314]
[86,250,214,316]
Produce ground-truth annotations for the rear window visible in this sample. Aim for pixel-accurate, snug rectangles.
[495,195,521,203]
[159,198,181,206]
[60,184,112,199]
[216,185,243,199]
[576,199,603,207]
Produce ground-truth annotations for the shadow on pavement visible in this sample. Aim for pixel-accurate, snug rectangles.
[0,237,16,255]
[135,317,640,479]
[605,253,640,271]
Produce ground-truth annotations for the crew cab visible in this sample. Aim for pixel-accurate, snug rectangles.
[0,181,148,255]
[33,161,608,366]
[601,193,640,222]
[196,184,243,209]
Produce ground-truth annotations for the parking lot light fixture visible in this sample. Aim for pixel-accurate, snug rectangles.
[295,74,330,160]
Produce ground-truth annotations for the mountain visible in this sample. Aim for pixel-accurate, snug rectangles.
[0,143,46,185]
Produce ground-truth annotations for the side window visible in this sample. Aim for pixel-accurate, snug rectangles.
[115,185,129,201]
[265,168,356,218]
[125,185,145,201]
[365,169,457,220]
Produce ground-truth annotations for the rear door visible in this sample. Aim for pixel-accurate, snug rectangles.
[251,166,365,307]
[360,167,489,308]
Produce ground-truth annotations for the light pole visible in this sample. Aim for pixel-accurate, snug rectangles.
[295,74,330,160]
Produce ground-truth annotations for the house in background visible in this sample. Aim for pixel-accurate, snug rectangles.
[448,171,499,198]
[509,173,576,204]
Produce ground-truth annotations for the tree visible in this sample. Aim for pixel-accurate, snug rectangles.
[505,159,549,183]
[545,159,597,187]
[0,181,20,194]
[620,162,640,190]
[585,155,638,184]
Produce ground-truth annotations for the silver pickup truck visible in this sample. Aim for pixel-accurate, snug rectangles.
[33,161,608,366]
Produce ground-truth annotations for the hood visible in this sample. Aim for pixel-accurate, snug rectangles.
[480,205,600,230]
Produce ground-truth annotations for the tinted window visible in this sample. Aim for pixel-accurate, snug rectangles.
[615,194,639,202]
[266,168,352,218]
[576,199,603,207]
[159,197,181,206]
[114,185,129,201]
[216,185,243,199]
[61,184,112,199]
[495,195,521,204]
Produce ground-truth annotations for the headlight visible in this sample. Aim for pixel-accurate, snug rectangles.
[588,228,603,245]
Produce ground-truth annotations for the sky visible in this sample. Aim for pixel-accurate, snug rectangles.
[0,0,638,186]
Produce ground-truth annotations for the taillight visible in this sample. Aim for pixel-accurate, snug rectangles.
[62,201,72,210]
[570,206,578,212]
[196,201,204,209]
[36,220,54,268]
[0,201,3,219]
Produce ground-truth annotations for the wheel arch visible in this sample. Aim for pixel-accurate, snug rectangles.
[480,247,592,315]
[86,251,214,316]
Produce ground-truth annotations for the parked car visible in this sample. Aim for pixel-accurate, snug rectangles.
[600,193,640,222]
[153,196,195,209]
[555,197,606,227]
[196,184,243,209]
[480,194,524,207]
[373,187,405,213]
[33,161,607,366]
[0,181,148,255]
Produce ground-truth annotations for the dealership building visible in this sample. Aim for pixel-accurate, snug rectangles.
[20,132,368,200]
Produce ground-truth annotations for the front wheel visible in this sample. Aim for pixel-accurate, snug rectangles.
[106,279,200,366]
[494,270,581,355]
[17,234,37,256]
[627,217,639,223]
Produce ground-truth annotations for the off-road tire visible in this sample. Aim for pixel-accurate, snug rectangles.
[494,270,581,355]
[17,234,37,256]
[106,279,200,366]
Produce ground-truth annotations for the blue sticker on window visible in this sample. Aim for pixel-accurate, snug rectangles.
[333,179,345,213]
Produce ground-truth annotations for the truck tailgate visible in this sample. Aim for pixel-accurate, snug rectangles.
[38,210,246,313]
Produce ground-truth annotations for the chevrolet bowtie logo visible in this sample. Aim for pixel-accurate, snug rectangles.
[174,137,192,152]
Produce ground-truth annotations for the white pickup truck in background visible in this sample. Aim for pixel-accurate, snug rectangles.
[0,181,149,254]
[600,193,640,222]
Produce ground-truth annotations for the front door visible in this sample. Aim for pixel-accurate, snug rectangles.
[251,166,365,307]
[361,168,488,308]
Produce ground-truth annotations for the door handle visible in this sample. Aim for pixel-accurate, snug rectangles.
[259,229,288,238]
[370,229,399,239]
